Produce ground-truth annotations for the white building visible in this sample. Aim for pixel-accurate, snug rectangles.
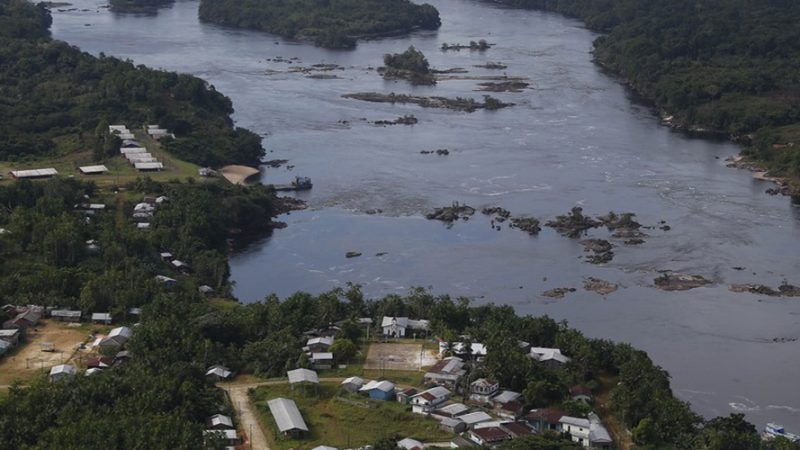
[410,386,451,414]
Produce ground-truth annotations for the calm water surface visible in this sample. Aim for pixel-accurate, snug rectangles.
[51,0,800,428]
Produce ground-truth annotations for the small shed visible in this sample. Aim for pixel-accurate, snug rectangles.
[287,368,319,387]
[91,312,112,324]
[0,329,21,346]
[267,397,308,438]
[341,376,364,393]
[49,364,77,382]
[207,414,234,430]
[310,352,334,369]
[155,275,177,285]
[440,417,467,434]
[397,387,418,404]
[206,365,233,381]
[50,309,82,322]
[204,429,239,446]
[79,165,109,175]
[135,162,164,171]
[398,438,424,450]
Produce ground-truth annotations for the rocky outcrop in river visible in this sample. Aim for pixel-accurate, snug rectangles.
[545,207,601,238]
[654,273,712,291]
[426,202,476,225]
[342,92,513,112]
[583,277,619,295]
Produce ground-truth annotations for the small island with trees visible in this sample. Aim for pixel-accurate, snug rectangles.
[380,46,436,85]
[198,0,441,49]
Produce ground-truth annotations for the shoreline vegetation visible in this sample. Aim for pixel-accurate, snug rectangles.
[490,0,800,194]
[197,0,441,49]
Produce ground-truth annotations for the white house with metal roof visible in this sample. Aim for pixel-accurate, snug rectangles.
[49,364,77,382]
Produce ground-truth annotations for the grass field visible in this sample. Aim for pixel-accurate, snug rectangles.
[251,382,451,450]
[0,130,202,188]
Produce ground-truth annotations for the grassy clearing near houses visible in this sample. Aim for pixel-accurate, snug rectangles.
[0,131,201,188]
[251,382,451,450]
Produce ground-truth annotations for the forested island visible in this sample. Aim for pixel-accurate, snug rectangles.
[198,0,441,49]
[492,0,800,184]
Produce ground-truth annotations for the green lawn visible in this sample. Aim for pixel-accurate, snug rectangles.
[251,382,451,450]
[0,130,202,188]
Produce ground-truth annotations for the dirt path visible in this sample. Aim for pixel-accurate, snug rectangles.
[596,376,633,450]
[219,377,347,450]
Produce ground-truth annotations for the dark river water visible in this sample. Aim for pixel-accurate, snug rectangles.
[51,0,800,429]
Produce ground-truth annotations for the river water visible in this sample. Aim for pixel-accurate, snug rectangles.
[51,0,800,429]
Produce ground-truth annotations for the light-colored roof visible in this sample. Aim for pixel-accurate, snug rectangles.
[209,414,234,429]
[0,329,20,337]
[11,168,58,178]
[382,316,409,328]
[307,336,334,347]
[408,319,430,330]
[493,390,521,404]
[416,386,451,400]
[137,223,151,229]
[560,416,591,428]
[440,342,487,356]
[134,202,155,212]
[135,162,164,171]
[267,397,309,432]
[310,352,333,361]
[530,347,570,364]
[435,402,470,416]
[360,380,395,392]
[49,364,77,377]
[92,312,112,321]
[120,147,147,154]
[459,411,493,425]
[85,367,103,376]
[109,125,128,132]
[206,365,232,379]
[287,368,319,384]
[311,446,338,450]
[108,326,133,340]
[51,310,82,318]
[0,340,11,350]
[342,376,364,386]
[171,260,189,268]
[440,417,463,428]
[397,438,424,450]
[155,275,176,283]
[79,165,108,174]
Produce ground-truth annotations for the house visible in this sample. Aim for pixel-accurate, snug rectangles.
[439,341,487,359]
[341,376,364,393]
[204,429,240,446]
[570,385,593,404]
[381,316,430,338]
[50,309,82,322]
[359,380,396,400]
[267,397,308,438]
[396,387,418,404]
[287,368,319,386]
[4,307,42,332]
[530,347,570,369]
[10,168,58,179]
[121,139,141,148]
[587,413,613,449]
[526,407,565,431]
[397,438,424,450]
[136,223,151,230]
[49,364,77,382]
[440,417,467,433]
[306,336,334,352]
[96,327,133,352]
[171,260,190,272]
[78,165,109,175]
[86,356,114,369]
[91,312,112,324]
[560,416,592,447]
[492,390,522,406]
[450,436,478,448]
[433,402,470,419]
[424,356,466,387]
[0,329,21,346]
[206,365,233,381]
[207,414,234,430]
[470,378,500,403]
[468,426,512,446]
[310,352,334,369]
[459,411,493,429]
[498,400,524,420]
[155,275,177,285]
[411,386,451,414]
[500,421,535,438]
[160,252,173,261]
[135,162,164,171]
[114,350,132,364]
[311,446,338,450]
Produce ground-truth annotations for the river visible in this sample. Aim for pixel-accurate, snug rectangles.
[50,0,800,429]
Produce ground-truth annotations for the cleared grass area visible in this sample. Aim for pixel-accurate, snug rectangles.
[0,131,202,188]
[251,382,451,450]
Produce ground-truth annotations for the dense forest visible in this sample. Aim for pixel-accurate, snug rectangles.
[198,0,441,49]
[0,0,263,167]
[494,0,800,180]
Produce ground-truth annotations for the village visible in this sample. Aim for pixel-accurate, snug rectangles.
[202,316,615,450]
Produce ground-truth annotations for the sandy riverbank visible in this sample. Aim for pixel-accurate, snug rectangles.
[221,165,260,185]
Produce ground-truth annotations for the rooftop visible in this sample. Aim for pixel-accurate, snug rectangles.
[287,368,319,384]
[267,397,309,432]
